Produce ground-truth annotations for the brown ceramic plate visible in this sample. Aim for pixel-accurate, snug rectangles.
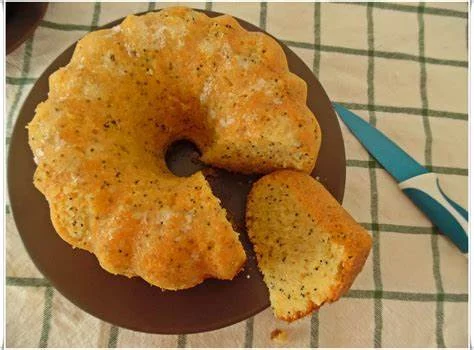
[8,10,346,334]
[6,2,48,55]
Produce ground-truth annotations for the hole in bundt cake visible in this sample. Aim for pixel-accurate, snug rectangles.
[165,139,207,177]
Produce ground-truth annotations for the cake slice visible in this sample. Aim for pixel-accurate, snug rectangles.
[246,170,372,321]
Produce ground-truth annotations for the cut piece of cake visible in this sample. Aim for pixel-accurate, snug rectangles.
[246,170,372,321]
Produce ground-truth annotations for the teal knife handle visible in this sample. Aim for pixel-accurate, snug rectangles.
[399,173,468,254]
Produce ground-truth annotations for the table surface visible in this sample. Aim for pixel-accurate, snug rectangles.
[6,2,468,348]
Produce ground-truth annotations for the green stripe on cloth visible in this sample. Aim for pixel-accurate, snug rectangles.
[351,2,467,19]
[6,204,10,214]
[205,2,212,11]
[91,2,101,27]
[39,287,54,348]
[6,276,50,287]
[432,234,446,347]
[441,294,468,303]
[283,40,468,68]
[346,159,468,176]
[366,4,383,347]
[177,334,186,348]
[312,3,321,77]
[345,290,468,302]
[244,317,254,347]
[7,38,34,132]
[430,166,468,176]
[422,56,467,68]
[260,2,267,30]
[6,76,37,85]
[335,101,468,121]
[360,223,435,235]
[310,313,319,347]
[419,10,433,170]
[148,2,156,11]
[418,4,445,347]
[108,325,119,347]
[40,20,97,31]
[417,110,467,120]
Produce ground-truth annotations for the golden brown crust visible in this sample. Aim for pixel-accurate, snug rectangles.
[246,170,372,321]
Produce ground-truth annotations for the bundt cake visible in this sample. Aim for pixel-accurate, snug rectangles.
[246,170,372,321]
[27,7,321,290]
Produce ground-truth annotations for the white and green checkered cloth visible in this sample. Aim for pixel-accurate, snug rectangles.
[6,2,468,347]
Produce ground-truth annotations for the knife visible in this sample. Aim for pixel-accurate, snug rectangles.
[333,103,468,254]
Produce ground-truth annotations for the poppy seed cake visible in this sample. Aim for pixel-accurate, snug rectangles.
[246,170,372,321]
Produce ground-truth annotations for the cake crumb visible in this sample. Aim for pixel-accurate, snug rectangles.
[270,328,287,343]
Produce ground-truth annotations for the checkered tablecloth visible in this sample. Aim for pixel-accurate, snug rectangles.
[6,2,468,347]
